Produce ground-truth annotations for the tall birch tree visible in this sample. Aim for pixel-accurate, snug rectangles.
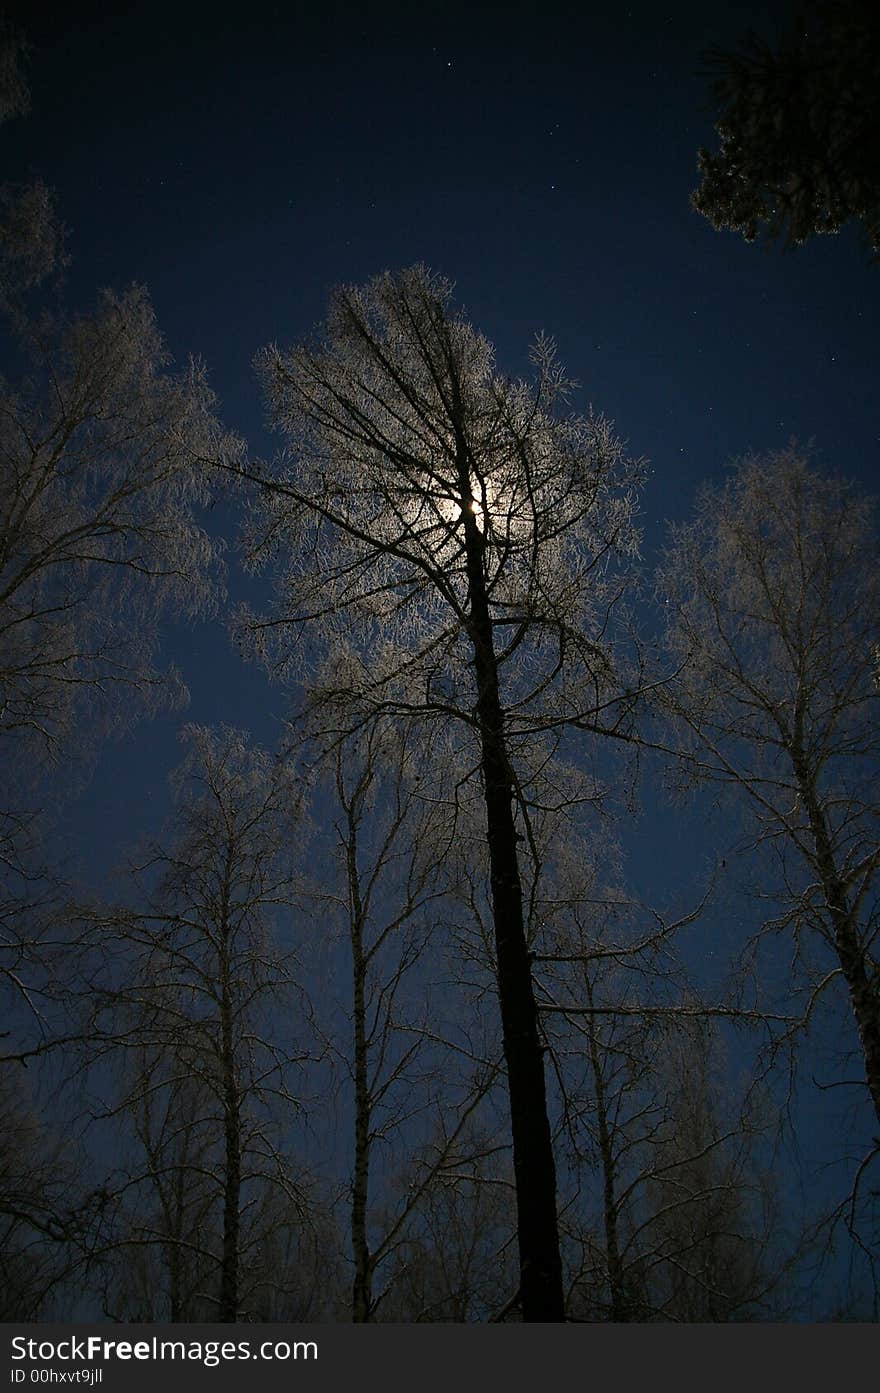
[657,448,880,1132]
[236,265,644,1319]
[91,726,309,1322]
[0,23,239,1058]
[310,717,500,1320]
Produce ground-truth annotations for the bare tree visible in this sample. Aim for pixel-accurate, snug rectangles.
[550,976,780,1321]
[381,1120,517,1322]
[308,716,500,1320]
[89,725,310,1322]
[0,284,233,775]
[526,821,783,1322]
[656,448,880,1133]
[0,24,240,1058]
[0,1064,88,1319]
[545,934,662,1322]
[0,44,231,774]
[233,1183,345,1321]
[97,1060,219,1322]
[235,265,643,1319]
[637,1020,778,1321]
[98,1056,333,1322]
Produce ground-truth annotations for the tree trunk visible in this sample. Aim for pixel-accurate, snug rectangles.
[219,986,241,1321]
[583,972,629,1320]
[167,1163,185,1322]
[459,455,565,1322]
[218,852,241,1323]
[344,786,373,1322]
[792,750,880,1131]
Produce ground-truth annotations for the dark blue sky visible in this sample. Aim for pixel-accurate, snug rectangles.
[10,0,876,517]
[9,0,872,868]
[9,0,875,758]
[5,0,878,1312]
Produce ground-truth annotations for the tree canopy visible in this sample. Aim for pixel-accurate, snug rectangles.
[238,265,645,1319]
[692,1,880,255]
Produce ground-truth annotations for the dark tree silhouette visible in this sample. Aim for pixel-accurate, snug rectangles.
[235,266,643,1319]
[315,721,498,1320]
[692,1,880,255]
[90,726,309,1321]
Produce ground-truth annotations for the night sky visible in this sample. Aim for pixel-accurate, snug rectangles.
[6,0,874,866]
[4,0,878,1316]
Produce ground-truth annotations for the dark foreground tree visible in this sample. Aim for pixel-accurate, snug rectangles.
[90,726,309,1321]
[235,265,643,1320]
[0,1066,85,1318]
[692,0,880,256]
[657,448,880,1132]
